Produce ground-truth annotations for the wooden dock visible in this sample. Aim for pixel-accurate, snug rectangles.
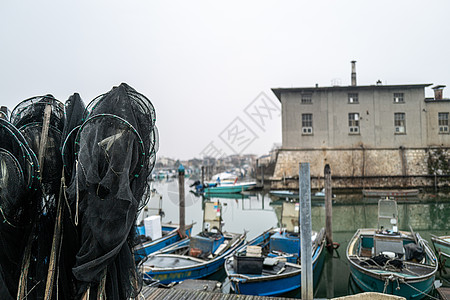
[437,287,450,300]
[141,286,296,300]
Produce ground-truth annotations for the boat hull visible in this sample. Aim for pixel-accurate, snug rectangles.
[204,183,256,194]
[144,255,230,284]
[229,245,325,296]
[362,189,419,197]
[143,233,246,284]
[431,235,450,268]
[226,228,326,296]
[349,263,435,300]
[134,225,193,262]
[347,229,438,300]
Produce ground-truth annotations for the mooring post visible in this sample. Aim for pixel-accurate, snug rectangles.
[299,163,313,300]
[261,164,265,188]
[325,164,333,252]
[201,166,205,187]
[178,164,186,238]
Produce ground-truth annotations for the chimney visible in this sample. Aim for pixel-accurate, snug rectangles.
[432,85,446,100]
[351,60,357,86]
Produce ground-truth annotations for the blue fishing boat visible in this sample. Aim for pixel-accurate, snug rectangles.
[347,198,438,299]
[134,223,193,263]
[225,227,325,296]
[140,201,246,284]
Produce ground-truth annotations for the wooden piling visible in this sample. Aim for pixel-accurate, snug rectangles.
[201,166,205,184]
[299,163,313,300]
[325,164,333,252]
[178,165,186,238]
[261,164,265,188]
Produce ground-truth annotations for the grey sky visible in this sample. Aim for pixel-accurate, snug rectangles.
[1,1,449,160]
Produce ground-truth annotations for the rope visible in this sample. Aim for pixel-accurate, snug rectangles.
[399,278,440,300]
[0,206,18,228]
[382,277,390,293]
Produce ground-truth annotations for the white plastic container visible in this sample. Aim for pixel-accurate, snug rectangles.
[144,215,162,240]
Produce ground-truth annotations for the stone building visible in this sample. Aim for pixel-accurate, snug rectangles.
[271,62,450,189]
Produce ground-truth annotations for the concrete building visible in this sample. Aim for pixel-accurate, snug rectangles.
[271,62,450,189]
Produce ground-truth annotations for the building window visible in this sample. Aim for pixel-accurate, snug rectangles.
[393,93,404,103]
[348,93,359,104]
[302,113,313,135]
[439,112,449,133]
[301,93,312,104]
[348,113,360,134]
[394,113,406,134]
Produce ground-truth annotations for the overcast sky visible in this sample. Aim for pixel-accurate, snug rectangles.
[1,1,449,160]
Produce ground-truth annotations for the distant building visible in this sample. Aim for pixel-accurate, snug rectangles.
[271,62,450,189]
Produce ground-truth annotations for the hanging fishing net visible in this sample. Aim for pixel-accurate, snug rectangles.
[0,106,9,120]
[11,95,65,200]
[0,84,157,300]
[0,118,40,299]
[61,93,86,182]
[66,83,158,299]
[8,94,66,299]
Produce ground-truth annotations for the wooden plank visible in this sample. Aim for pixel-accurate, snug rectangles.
[436,288,450,300]
[141,286,298,300]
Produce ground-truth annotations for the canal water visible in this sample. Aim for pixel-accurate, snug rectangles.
[142,178,450,298]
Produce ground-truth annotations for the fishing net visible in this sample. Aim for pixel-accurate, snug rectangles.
[11,95,65,201]
[7,95,66,299]
[0,84,157,300]
[66,83,158,299]
[10,95,65,132]
[61,93,86,182]
[0,118,40,299]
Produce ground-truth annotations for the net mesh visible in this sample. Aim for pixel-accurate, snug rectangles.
[0,118,40,299]
[0,83,158,299]
[67,83,158,299]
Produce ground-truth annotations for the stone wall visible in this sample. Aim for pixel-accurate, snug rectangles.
[271,147,450,189]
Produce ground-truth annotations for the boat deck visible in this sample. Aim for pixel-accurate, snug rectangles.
[226,258,300,277]
[349,257,436,277]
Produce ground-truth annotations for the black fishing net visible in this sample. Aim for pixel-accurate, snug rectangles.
[7,95,66,299]
[62,93,86,182]
[11,95,65,200]
[0,118,39,299]
[66,83,158,299]
[0,106,9,120]
[0,84,157,300]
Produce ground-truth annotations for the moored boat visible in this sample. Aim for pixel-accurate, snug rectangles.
[362,189,419,197]
[225,227,325,296]
[347,199,437,299]
[269,188,335,200]
[140,201,246,284]
[134,223,193,263]
[204,181,257,194]
[431,234,450,274]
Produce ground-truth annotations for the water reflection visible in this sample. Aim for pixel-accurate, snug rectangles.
[146,179,450,298]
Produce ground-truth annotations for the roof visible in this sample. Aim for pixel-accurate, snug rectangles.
[271,83,433,102]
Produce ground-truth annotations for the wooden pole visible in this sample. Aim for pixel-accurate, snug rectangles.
[299,163,313,300]
[38,104,52,176]
[261,164,265,188]
[325,164,333,253]
[178,164,186,238]
[201,166,205,185]
[44,172,65,300]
